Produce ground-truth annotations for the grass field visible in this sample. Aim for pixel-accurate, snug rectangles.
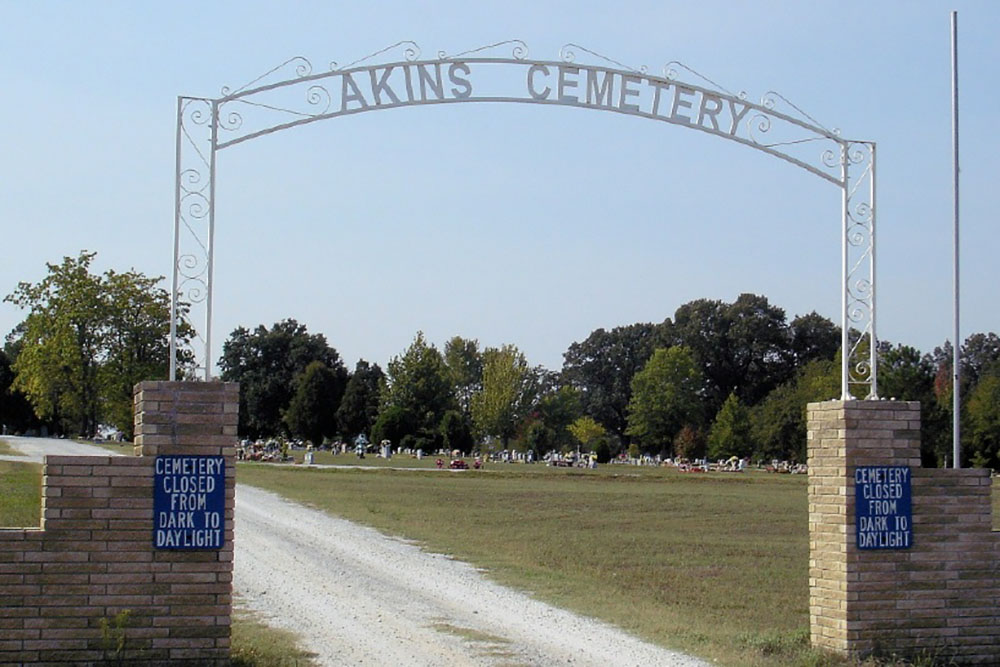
[237,462,1000,666]
[0,460,42,527]
[238,463,818,665]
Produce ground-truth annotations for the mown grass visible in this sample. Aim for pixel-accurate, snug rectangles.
[238,463,1000,666]
[238,464,819,665]
[0,460,42,527]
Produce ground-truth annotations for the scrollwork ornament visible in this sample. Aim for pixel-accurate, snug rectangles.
[218,106,243,131]
[182,99,212,126]
[747,113,773,144]
[853,202,872,224]
[177,254,208,281]
[306,85,332,114]
[851,359,872,382]
[846,222,870,248]
[179,168,205,193]
[822,148,841,169]
[179,278,208,305]
[180,192,210,220]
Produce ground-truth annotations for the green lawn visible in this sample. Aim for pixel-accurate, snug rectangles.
[238,464,821,665]
[0,460,42,527]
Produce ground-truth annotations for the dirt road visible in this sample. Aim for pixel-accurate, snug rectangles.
[234,485,708,666]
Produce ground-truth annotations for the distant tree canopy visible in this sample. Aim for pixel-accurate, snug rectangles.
[7,253,995,470]
[219,319,347,440]
[3,251,187,438]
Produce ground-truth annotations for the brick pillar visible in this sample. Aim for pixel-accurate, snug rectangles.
[808,399,1000,664]
[134,380,238,664]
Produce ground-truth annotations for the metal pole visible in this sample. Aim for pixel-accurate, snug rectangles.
[841,144,850,400]
[170,97,183,381]
[205,100,219,381]
[868,143,878,399]
[951,11,961,468]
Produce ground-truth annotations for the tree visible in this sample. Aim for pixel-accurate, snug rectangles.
[335,360,384,441]
[751,357,839,462]
[567,416,608,457]
[966,363,1000,470]
[672,294,793,412]
[219,319,346,439]
[0,347,42,435]
[877,342,949,466]
[379,332,455,448]
[444,336,482,415]
[439,409,474,453]
[533,385,583,452]
[470,345,537,447]
[283,361,345,445]
[561,323,658,442]
[100,269,184,438]
[625,346,704,454]
[4,252,183,438]
[789,312,840,365]
[707,393,754,460]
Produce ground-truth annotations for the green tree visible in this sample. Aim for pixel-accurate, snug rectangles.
[878,342,949,466]
[470,345,536,447]
[444,336,482,415]
[439,409,474,453]
[966,362,1000,470]
[751,357,839,462]
[567,416,607,454]
[0,347,42,434]
[379,332,455,447]
[533,385,583,452]
[4,252,183,438]
[283,361,344,445]
[789,312,840,365]
[707,393,754,460]
[625,346,704,454]
[561,322,658,442]
[335,360,384,441]
[672,294,793,412]
[99,269,184,439]
[219,319,346,439]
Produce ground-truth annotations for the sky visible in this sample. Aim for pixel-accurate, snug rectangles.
[1,1,997,374]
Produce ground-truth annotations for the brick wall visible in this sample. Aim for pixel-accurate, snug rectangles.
[808,399,1000,664]
[0,381,237,665]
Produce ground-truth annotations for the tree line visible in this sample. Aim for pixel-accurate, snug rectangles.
[2,253,998,469]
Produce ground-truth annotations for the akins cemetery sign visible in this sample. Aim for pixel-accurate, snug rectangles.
[171,40,877,401]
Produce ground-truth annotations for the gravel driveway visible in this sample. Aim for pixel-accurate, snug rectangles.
[234,485,708,666]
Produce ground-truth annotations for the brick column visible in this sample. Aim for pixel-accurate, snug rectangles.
[808,399,1000,664]
[134,380,238,664]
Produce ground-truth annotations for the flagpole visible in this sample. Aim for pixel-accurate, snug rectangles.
[951,10,961,469]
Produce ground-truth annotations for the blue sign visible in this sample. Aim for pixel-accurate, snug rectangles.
[153,456,225,550]
[854,465,912,550]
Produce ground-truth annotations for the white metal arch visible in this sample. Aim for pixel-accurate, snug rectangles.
[171,40,876,399]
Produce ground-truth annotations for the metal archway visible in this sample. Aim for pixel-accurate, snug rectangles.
[171,40,876,399]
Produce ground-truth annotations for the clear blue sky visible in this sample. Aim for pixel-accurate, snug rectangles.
[2,1,997,373]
